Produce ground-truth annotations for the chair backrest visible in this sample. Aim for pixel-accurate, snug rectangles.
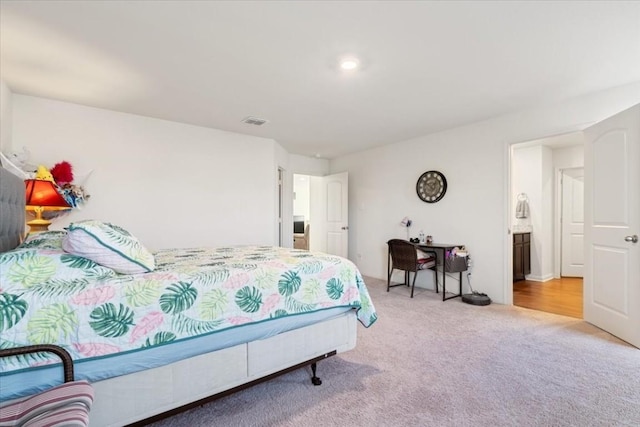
[387,239,418,272]
[0,345,94,427]
[0,345,76,383]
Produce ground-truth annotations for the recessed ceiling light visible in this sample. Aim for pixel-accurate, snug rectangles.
[339,58,360,71]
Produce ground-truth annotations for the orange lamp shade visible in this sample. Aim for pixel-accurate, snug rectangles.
[25,179,71,208]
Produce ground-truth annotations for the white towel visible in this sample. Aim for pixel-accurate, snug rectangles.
[515,199,529,219]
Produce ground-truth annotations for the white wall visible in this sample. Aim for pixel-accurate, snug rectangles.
[541,145,554,281]
[332,125,500,294]
[553,144,584,170]
[0,80,12,152]
[289,154,329,176]
[12,95,280,251]
[330,82,640,303]
[511,146,537,233]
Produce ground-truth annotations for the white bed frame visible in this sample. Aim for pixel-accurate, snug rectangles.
[0,167,358,426]
[91,312,357,426]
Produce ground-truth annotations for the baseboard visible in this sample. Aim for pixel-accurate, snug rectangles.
[524,273,555,282]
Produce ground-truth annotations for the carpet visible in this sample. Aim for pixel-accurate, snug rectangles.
[149,277,640,427]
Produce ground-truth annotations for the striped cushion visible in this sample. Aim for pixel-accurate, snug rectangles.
[23,402,91,427]
[0,381,93,427]
[417,255,436,270]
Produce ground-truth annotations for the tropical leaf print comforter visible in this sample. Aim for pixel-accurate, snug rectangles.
[0,244,377,375]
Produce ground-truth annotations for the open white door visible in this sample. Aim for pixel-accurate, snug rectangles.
[320,172,348,258]
[584,104,640,348]
[561,168,584,277]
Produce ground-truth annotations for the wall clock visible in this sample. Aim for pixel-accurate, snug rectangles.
[416,170,447,203]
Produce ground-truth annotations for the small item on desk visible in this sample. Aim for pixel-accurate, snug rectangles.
[418,230,425,243]
[426,235,433,245]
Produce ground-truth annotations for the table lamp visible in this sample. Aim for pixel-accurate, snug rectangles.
[25,179,71,233]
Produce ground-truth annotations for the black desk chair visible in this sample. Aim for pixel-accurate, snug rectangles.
[387,239,438,298]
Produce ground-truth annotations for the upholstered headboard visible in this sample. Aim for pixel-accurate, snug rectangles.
[0,167,25,252]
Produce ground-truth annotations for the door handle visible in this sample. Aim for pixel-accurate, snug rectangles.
[624,235,638,243]
[341,226,349,230]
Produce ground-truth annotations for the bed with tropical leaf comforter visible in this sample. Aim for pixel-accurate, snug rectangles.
[0,231,377,401]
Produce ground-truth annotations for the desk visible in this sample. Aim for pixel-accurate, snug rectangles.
[417,243,465,301]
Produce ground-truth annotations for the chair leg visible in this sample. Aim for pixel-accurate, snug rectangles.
[387,251,392,292]
[410,271,418,298]
[433,267,439,293]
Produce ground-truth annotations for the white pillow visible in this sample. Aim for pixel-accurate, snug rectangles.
[416,248,435,261]
[63,220,155,274]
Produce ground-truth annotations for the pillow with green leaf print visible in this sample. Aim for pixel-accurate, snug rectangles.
[0,248,116,294]
[62,220,155,274]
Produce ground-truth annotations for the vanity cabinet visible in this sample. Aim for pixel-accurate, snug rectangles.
[513,232,531,281]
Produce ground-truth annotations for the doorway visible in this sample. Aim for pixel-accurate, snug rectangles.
[510,132,584,318]
[278,168,284,247]
[292,172,349,257]
[293,174,311,249]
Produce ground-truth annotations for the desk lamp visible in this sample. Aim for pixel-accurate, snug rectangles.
[400,216,412,240]
[25,179,71,233]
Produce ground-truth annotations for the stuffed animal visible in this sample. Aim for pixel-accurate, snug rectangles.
[61,183,90,208]
[0,148,34,179]
[50,161,74,185]
[35,165,55,182]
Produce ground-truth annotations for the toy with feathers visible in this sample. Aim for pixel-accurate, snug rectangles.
[50,161,74,185]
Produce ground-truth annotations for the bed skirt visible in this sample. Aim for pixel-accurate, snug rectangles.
[89,309,357,426]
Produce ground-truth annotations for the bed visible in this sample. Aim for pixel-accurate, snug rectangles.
[0,167,377,426]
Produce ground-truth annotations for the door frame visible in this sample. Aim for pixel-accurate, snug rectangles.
[504,125,594,304]
[278,168,284,247]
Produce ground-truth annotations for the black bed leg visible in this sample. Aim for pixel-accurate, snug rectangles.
[310,362,322,386]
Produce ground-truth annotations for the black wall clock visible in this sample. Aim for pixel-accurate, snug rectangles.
[416,170,447,203]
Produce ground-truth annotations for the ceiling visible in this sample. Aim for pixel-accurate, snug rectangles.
[1,1,639,159]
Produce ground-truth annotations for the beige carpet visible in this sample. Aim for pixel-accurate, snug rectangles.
[150,277,640,427]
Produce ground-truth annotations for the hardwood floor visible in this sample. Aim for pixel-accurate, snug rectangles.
[513,277,583,319]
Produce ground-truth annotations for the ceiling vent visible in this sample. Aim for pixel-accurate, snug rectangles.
[241,116,269,126]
